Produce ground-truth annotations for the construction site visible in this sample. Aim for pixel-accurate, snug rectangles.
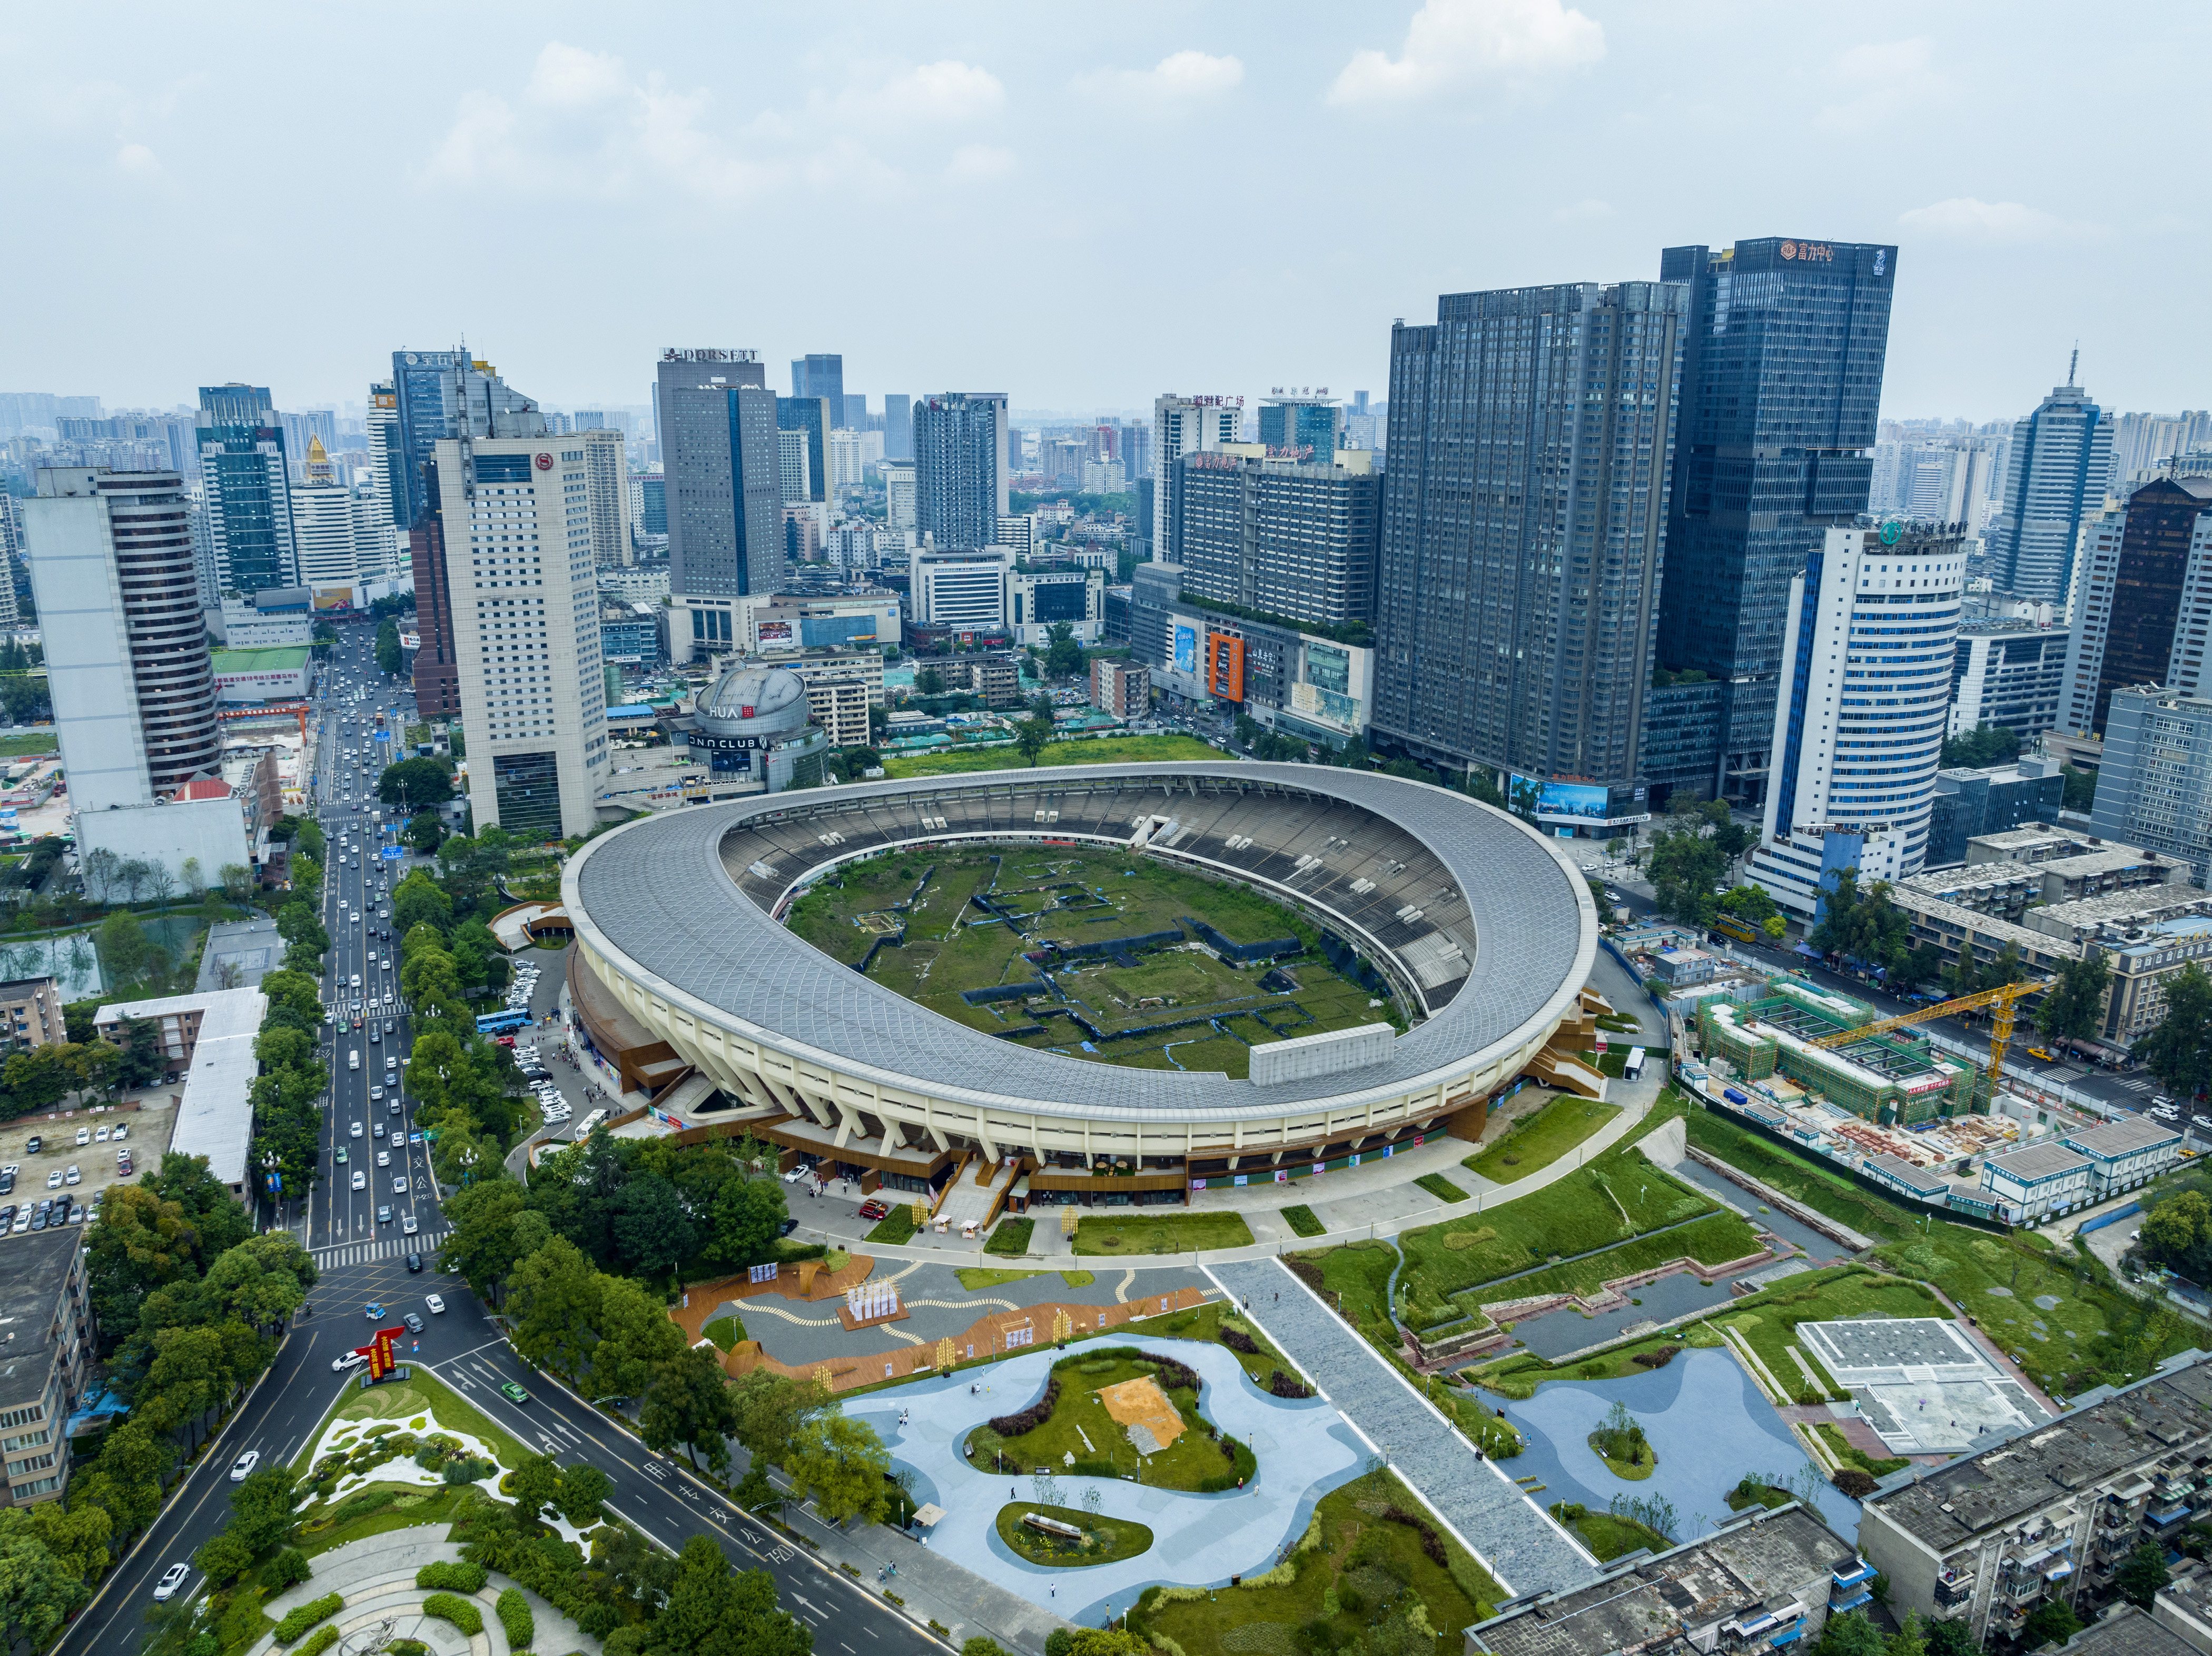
[1696,977,1981,1126]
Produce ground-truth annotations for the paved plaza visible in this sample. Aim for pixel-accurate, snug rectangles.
[850,1334,1366,1627]
[1208,1256,1597,1598]
[1501,1346,1863,1540]
[1797,1317,2049,1455]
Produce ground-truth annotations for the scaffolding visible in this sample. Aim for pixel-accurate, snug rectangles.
[1697,975,1979,1127]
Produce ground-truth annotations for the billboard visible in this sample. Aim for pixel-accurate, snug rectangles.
[1509,774,1612,822]
[1207,633,1246,703]
[756,619,795,646]
[1172,623,1198,676]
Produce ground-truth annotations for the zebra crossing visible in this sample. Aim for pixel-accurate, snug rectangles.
[312,1229,448,1266]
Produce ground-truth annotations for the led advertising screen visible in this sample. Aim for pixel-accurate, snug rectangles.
[1172,623,1198,675]
[756,619,795,646]
[1509,774,1613,823]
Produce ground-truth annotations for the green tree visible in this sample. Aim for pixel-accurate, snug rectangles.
[380,757,454,810]
[0,1510,92,1648]
[507,1238,603,1380]
[1646,825,1728,925]
[97,911,152,985]
[640,1345,742,1473]
[393,872,455,936]
[1043,621,1084,678]
[640,1534,810,1656]
[584,1274,685,1402]
[2139,965,2212,1099]
[2061,764,2097,813]
[1813,1611,1887,1656]
[438,1181,534,1296]
[1940,722,2022,769]
[785,1413,888,1526]
[2117,1540,2172,1608]
[376,618,404,677]
[2019,1600,2082,1648]
[406,810,446,855]
[2141,1189,2212,1276]
[1718,884,1780,926]
[509,1452,563,1526]
[1923,1619,1979,1656]
[2036,951,2112,1044]
[710,1175,788,1268]
[68,1419,172,1541]
[729,1371,827,1471]
[1012,715,1055,766]
[557,1462,612,1528]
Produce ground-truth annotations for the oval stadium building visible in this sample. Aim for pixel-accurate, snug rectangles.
[560,763,1601,1205]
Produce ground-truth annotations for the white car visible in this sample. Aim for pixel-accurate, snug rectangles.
[424,1293,446,1314]
[377,1151,390,1167]
[74,1127,89,1146]
[229,1450,259,1482]
[113,1125,127,1141]
[153,1563,191,1602]
[350,1121,363,1138]
[401,1214,419,1235]
[332,1350,367,1373]
[392,1176,408,1194]
[352,1171,367,1190]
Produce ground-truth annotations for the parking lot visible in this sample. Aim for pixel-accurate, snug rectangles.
[0,1087,178,1235]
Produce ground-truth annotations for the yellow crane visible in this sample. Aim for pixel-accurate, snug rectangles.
[1806,978,2052,1102]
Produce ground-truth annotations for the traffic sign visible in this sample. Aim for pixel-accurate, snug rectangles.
[380,846,403,860]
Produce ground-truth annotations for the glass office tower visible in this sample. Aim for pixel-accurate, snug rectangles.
[1649,237,1898,807]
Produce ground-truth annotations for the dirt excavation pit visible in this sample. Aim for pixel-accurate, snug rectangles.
[1098,1376,1184,1455]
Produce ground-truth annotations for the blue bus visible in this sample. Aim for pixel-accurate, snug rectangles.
[475,1009,529,1035]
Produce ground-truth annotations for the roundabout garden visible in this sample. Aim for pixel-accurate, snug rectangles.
[993,1502,1154,1568]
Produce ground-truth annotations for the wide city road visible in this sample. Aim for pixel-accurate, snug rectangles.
[61,626,939,1656]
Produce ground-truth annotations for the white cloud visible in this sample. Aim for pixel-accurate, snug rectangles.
[1077,49,1245,106]
[1549,197,1611,223]
[1818,38,1942,132]
[114,142,160,176]
[946,143,1015,182]
[1329,0,1602,107]
[1899,197,2076,244]
[424,43,1004,204]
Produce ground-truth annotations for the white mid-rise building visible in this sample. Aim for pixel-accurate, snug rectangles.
[1151,394,1243,560]
[290,475,359,590]
[912,548,1013,631]
[436,438,610,839]
[883,459,916,533]
[827,428,867,494]
[777,429,811,504]
[578,427,631,569]
[1747,524,1967,916]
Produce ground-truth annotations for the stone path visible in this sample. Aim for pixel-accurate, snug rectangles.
[250,1527,600,1656]
[1207,1256,1596,1600]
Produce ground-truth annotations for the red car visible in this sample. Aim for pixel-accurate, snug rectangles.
[495,1035,516,1048]
[857,1198,891,1221]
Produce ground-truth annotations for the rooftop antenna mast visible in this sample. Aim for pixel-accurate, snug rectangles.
[2067,343,2078,388]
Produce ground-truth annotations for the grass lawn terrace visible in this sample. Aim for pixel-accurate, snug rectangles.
[781,844,1393,1080]
[979,1351,1252,1491]
[1071,1210,1254,1255]
[1464,1094,1618,1184]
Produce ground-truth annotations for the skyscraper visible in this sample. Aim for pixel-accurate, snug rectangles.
[777,429,811,504]
[1988,364,2114,603]
[364,380,403,563]
[197,383,273,425]
[656,349,782,657]
[883,394,913,461]
[912,393,1011,552]
[196,422,298,593]
[1257,394,1345,459]
[388,348,546,529]
[1151,395,1242,560]
[1175,447,1380,628]
[1371,281,1687,823]
[1650,236,1898,807]
[790,354,845,428]
[1746,523,1967,913]
[2056,472,2212,737]
[577,427,631,569]
[776,396,832,505]
[291,436,359,588]
[433,437,609,839]
[22,468,221,809]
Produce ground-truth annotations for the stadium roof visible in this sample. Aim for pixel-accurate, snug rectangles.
[566,763,1594,1122]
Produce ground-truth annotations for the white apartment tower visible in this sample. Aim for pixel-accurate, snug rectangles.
[883,459,916,534]
[1150,394,1243,560]
[578,427,632,569]
[290,437,359,589]
[433,438,610,839]
[1746,524,1967,916]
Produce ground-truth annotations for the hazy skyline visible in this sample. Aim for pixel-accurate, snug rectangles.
[3,1,2205,423]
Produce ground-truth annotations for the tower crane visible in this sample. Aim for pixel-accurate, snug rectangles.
[1806,978,2052,1104]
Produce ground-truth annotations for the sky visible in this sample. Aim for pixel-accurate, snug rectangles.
[3,1,2205,424]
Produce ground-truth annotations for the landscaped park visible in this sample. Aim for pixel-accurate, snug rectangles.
[781,844,1391,1077]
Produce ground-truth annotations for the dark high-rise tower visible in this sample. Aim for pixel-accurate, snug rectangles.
[656,350,782,612]
[775,396,832,505]
[1374,282,1687,819]
[790,354,845,428]
[388,349,546,528]
[1650,237,1898,806]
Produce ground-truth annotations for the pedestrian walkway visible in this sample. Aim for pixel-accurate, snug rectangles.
[1208,1256,1597,1600]
[254,1526,599,1656]
[313,1229,447,1265]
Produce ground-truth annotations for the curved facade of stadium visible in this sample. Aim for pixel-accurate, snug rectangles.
[561,763,1598,1198]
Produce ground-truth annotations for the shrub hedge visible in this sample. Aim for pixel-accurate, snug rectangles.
[497,1588,535,1650]
[293,1629,342,1656]
[416,1561,488,1593]
[274,1592,345,1643]
[422,1592,484,1637]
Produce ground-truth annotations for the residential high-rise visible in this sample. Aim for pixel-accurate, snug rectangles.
[0,495,22,631]
[1174,445,1380,628]
[883,460,916,534]
[1257,394,1344,459]
[1745,523,1967,915]
[656,350,782,660]
[1371,281,1687,825]
[389,348,546,529]
[433,437,609,839]
[883,394,913,461]
[776,396,832,505]
[196,383,273,425]
[22,469,220,809]
[196,422,298,593]
[2056,473,2212,738]
[1150,395,1242,559]
[1650,237,1899,807]
[1988,365,2114,602]
[363,380,403,564]
[2105,410,2212,494]
[2091,686,2212,883]
[577,427,631,569]
[827,428,867,494]
[290,437,360,589]
[776,430,811,503]
[790,354,845,428]
[912,393,1011,551]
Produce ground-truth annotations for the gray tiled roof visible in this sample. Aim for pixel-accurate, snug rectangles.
[565,763,1594,1122]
